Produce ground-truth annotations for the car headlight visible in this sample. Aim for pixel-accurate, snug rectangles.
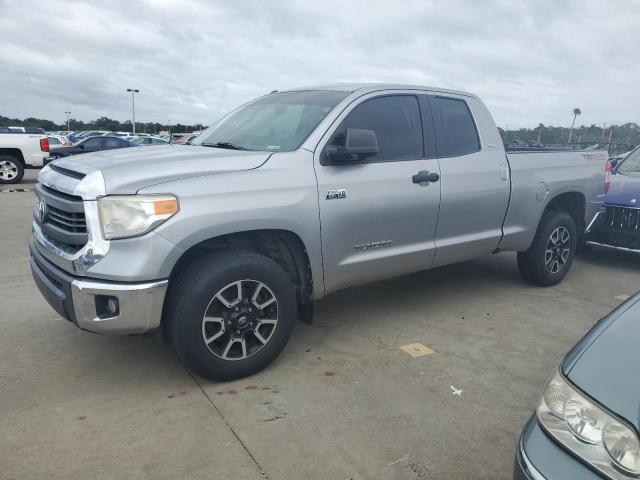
[98,194,178,240]
[538,370,640,477]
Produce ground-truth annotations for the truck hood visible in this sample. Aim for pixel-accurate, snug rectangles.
[52,145,271,194]
[562,294,640,430]
[606,173,640,207]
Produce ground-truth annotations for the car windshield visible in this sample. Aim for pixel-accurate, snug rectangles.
[618,148,640,176]
[192,90,349,152]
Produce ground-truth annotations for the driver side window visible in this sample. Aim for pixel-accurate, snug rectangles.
[329,95,424,162]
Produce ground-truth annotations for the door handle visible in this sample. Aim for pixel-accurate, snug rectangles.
[412,170,440,185]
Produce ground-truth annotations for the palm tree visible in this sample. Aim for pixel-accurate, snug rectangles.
[568,108,581,143]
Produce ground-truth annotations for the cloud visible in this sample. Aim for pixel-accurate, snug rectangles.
[0,0,638,128]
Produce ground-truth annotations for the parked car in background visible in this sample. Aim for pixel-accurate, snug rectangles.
[515,293,640,479]
[111,131,140,139]
[47,134,70,147]
[138,136,169,145]
[47,135,141,159]
[6,126,46,134]
[30,84,607,381]
[586,145,640,252]
[0,132,49,183]
[171,133,200,145]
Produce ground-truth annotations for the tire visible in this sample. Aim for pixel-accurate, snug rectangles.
[0,155,24,184]
[165,250,297,381]
[517,210,577,286]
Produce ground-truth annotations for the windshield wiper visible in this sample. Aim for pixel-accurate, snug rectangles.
[201,142,248,151]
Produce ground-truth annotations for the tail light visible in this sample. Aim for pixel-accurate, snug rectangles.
[40,137,49,152]
[605,160,612,194]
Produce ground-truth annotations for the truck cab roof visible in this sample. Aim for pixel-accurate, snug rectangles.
[281,83,478,99]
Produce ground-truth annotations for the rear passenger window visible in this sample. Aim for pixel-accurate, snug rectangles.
[432,96,480,157]
[330,95,424,162]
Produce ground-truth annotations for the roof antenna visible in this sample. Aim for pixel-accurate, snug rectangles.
[270,90,278,94]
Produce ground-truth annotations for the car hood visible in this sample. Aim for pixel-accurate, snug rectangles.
[563,293,640,430]
[606,173,640,207]
[52,145,272,194]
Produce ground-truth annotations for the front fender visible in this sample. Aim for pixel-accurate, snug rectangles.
[141,152,324,298]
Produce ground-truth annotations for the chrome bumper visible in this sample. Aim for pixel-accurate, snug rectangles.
[71,277,168,334]
[31,244,167,335]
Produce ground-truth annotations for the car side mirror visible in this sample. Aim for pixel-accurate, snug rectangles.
[79,144,85,150]
[326,128,379,163]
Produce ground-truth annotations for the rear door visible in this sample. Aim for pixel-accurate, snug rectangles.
[314,91,441,294]
[429,94,510,266]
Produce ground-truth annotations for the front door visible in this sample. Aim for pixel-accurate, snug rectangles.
[314,92,441,294]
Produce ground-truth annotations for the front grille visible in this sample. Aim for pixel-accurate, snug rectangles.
[589,204,640,250]
[35,183,88,251]
[603,205,640,234]
[47,204,87,234]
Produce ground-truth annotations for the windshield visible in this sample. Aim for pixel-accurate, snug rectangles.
[193,90,349,152]
[618,148,640,176]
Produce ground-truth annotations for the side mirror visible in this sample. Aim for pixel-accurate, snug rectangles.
[78,143,85,150]
[326,128,379,163]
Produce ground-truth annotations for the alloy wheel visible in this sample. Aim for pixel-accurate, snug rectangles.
[545,226,571,274]
[201,279,279,361]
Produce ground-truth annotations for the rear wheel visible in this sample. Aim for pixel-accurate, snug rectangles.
[165,251,297,381]
[518,210,577,286]
[0,155,24,184]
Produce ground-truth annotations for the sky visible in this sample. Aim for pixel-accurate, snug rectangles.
[1,0,638,129]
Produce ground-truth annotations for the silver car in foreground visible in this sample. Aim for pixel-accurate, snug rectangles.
[30,84,607,380]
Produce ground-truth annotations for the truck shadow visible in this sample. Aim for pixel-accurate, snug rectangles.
[310,252,523,331]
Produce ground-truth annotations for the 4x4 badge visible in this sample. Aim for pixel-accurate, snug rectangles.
[325,189,346,200]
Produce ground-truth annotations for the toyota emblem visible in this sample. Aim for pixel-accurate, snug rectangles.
[37,199,47,222]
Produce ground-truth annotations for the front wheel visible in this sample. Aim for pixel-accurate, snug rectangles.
[517,210,577,286]
[0,155,24,184]
[165,251,297,381]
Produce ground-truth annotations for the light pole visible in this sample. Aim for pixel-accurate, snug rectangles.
[65,111,71,131]
[126,89,140,134]
[537,123,543,144]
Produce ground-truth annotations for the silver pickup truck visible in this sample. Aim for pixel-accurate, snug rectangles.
[30,84,608,380]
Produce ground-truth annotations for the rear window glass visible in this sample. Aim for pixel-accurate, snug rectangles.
[432,96,480,157]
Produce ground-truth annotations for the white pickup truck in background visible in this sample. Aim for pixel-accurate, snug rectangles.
[0,133,50,183]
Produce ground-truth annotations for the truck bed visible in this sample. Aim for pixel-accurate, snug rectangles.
[499,149,608,252]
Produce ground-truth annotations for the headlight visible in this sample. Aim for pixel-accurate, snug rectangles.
[538,370,640,478]
[98,194,178,240]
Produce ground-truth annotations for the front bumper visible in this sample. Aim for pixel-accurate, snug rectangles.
[586,208,640,253]
[515,416,602,480]
[30,243,167,335]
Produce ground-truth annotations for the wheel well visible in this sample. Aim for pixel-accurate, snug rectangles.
[169,230,314,322]
[0,149,25,164]
[545,192,586,234]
